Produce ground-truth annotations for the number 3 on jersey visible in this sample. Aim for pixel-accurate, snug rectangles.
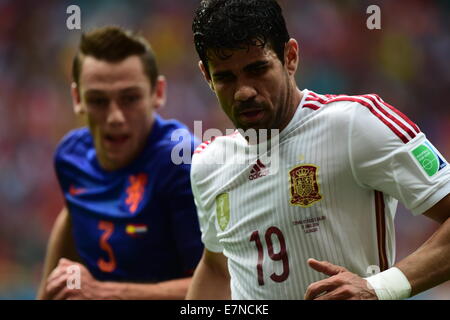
[249,226,290,286]
[97,220,117,273]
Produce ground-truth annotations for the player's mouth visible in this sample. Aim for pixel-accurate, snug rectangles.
[103,133,131,148]
[237,108,266,123]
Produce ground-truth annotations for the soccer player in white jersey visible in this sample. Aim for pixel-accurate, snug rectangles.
[187,0,450,300]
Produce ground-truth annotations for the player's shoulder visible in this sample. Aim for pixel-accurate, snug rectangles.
[139,116,199,181]
[304,90,406,120]
[150,115,199,155]
[54,127,93,163]
[304,90,421,143]
[156,115,190,138]
[304,90,388,113]
[191,131,244,182]
[192,131,242,164]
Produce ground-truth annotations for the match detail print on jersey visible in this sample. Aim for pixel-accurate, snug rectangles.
[216,193,230,231]
[289,164,322,207]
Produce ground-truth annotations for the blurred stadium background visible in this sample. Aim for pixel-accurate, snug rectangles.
[0,0,448,299]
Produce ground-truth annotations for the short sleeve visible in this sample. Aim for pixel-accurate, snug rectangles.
[349,96,450,215]
[190,166,224,252]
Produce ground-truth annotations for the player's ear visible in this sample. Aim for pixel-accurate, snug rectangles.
[198,60,215,92]
[152,75,167,110]
[71,82,86,115]
[284,38,299,77]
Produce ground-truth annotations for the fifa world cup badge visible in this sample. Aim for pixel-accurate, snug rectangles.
[289,165,322,207]
[216,193,230,231]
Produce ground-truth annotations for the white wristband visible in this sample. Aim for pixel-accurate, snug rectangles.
[364,267,412,300]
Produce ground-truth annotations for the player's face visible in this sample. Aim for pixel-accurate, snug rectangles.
[72,55,165,171]
[200,39,300,132]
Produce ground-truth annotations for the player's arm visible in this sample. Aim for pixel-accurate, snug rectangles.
[186,249,231,300]
[41,203,197,299]
[43,256,195,299]
[393,193,450,296]
[304,195,450,300]
[45,251,225,299]
[305,96,450,300]
[37,207,80,299]
[100,277,193,300]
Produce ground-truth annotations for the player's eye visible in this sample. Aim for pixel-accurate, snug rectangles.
[213,73,234,84]
[86,97,109,108]
[250,65,268,76]
[120,95,140,106]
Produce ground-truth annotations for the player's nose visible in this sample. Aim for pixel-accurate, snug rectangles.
[234,81,257,102]
[106,101,126,125]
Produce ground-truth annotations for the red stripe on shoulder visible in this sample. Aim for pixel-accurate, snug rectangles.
[194,144,207,154]
[359,95,417,140]
[306,91,327,104]
[371,95,420,134]
[303,103,320,110]
[334,96,410,143]
[193,132,239,155]
[194,141,210,154]
[308,91,322,99]
[307,93,413,143]
[303,91,329,110]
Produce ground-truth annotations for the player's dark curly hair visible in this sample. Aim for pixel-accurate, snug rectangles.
[192,0,290,76]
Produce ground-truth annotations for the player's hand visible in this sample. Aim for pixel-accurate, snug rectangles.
[304,258,378,300]
[45,258,103,300]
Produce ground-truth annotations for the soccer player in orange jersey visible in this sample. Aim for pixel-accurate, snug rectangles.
[37,27,203,299]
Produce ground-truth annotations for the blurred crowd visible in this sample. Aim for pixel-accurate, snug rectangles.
[0,0,448,299]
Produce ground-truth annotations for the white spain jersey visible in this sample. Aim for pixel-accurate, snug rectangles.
[190,89,450,299]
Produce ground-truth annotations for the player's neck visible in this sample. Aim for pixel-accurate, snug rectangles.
[278,86,303,133]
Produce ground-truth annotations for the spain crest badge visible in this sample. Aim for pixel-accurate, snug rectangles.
[289,164,322,207]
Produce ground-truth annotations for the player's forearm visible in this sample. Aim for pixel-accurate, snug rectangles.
[99,277,192,300]
[37,208,80,299]
[395,217,450,297]
[186,259,231,299]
